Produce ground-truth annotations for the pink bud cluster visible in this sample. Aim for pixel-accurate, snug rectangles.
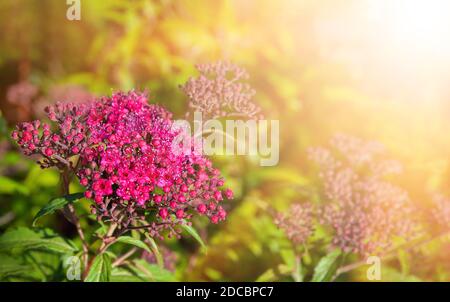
[33,84,94,118]
[12,91,233,237]
[11,102,88,170]
[180,61,263,119]
[274,203,314,246]
[308,134,418,256]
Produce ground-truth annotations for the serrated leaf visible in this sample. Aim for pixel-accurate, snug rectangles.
[85,253,111,282]
[114,236,151,253]
[111,267,147,282]
[0,227,78,255]
[312,249,342,282]
[32,193,84,226]
[180,223,206,250]
[144,234,163,268]
[104,251,117,259]
[0,249,65,282]
[129,259,176,281]
[0,255,31,280]
[0,264,31,279]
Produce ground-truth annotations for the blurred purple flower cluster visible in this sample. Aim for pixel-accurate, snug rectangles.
[180,61,263,119]
[307,134,418,256]
[274,203,314,246]
[6,81,38,106]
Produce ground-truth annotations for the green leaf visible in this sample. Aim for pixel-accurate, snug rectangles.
[180,223,206,250]
[280,249,296,270]
[144,234,163,268]
[0,227,78,255]
[0,176,29,195]
[32,193,84,226]
[256,264,292,282]
[85,253,111,282]
[0,255,31,280]
[129,259,176,281]
[111,267,147,282]
[94,223,108,237]
[0,248,67,282]
[397,249,410,276]
[114,236,151,253]
[0,113,6,137]
[0,264,31,280]
[256,268,277,282]
[312,249,342,282]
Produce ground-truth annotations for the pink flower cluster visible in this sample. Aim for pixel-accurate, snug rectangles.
[11,102,88,170]
[12,91,233,236]
[308,134,418,256]
[180,61,263,119]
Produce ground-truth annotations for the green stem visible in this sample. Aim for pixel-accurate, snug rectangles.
[60,169,89,278]
[83,223,118,280]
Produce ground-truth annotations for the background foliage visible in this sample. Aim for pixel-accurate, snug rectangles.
[0,0,449,281]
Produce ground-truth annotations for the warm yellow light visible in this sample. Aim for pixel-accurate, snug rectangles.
[369,0,450,58]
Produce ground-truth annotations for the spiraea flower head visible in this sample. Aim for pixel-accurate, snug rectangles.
[11,101,89,169]
[12,91,233,238]
[180,61,263,119]
[308,134,418,256]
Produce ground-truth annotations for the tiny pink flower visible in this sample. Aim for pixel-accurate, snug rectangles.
[197,204,207,214]
[159,208,169,219]
[176,209,184,219]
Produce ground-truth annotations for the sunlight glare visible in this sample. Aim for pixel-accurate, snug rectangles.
[370,0,450,58]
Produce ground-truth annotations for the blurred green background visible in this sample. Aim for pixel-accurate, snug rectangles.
[0,0,449,281]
